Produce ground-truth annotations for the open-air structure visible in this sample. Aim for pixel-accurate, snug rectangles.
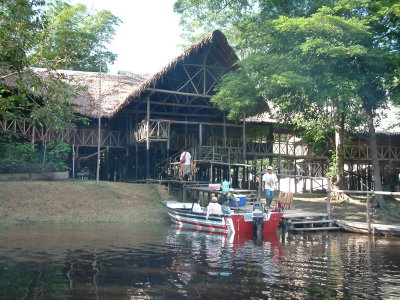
[1,30,400,191]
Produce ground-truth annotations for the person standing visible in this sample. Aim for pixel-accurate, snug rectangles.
[262,166,278,208]
[179,147,192,180]
[221,179,230,192]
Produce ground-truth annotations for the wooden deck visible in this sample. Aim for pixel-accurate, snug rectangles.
[282,209,340,232]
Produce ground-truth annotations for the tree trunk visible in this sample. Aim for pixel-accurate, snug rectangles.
[334,113,346,189]
[366,111,385,208]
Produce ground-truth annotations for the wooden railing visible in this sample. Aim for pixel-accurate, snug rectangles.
[196,146,244,164]
[0,118,127,147]
[344,145,400,160]
[133,120,168,142]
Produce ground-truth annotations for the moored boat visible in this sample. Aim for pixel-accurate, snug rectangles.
[336,219,400,236]
[161,201,283,235]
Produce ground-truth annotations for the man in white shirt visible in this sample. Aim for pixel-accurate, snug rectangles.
[179,147,192,180]
[262,166,278,208]
[206,197,222,219]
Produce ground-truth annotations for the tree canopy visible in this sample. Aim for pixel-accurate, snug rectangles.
[174,0,399,193]
[0,0,121,172]
[34,1,121,72]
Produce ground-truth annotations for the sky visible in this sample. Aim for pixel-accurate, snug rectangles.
[70,0,185,74]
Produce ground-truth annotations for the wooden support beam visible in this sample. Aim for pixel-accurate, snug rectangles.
[146,118,243,127]
[137,110,223,119]
[146,96,150,179]
[146,88,212,98]
[149,101,214,109]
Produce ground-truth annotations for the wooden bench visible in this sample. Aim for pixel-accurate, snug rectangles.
[277,192,294,209]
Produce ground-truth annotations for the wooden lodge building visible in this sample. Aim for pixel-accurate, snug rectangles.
[1,30,400,191]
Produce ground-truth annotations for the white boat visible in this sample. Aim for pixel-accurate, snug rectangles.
[161,201,283,235]
[336,219,400,236]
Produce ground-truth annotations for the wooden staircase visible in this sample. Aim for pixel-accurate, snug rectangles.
[282,211,340,232]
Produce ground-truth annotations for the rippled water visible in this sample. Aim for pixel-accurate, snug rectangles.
[1,223,400,299]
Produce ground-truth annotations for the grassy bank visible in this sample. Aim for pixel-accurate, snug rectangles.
[0,180,172,224]
[1,180,399,225]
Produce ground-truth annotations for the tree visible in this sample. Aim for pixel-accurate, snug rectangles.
[33,1,121,72]
[0,0,120,172]
[175,0,399,201]
[0,0,45,72]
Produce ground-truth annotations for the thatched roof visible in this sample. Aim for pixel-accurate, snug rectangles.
[114,30,239,115]
[0,68,150,118]
[1,30,238,119]
[49,69,150,118]
[245,112,277,124]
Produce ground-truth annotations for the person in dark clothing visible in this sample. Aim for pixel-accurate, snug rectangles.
[218,191,240,213]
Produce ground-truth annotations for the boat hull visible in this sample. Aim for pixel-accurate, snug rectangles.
[336,220,400,236]
[162,201,283,235]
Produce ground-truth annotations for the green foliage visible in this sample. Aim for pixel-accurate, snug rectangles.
[45,140,70,171]
[0,140,71,173]
[0,142,41,173]
[34,1,121,71]
[0,0,45,71]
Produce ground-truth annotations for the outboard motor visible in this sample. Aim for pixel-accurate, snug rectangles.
[252,202,264,238]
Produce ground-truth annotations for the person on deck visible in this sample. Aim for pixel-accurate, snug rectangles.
[218,189,240,213]
[206,197,222,219]
[221,179,230,192]
[179,147,192,180]
[262,166,278,208]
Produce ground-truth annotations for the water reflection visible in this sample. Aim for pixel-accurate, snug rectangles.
[1,223,400,299]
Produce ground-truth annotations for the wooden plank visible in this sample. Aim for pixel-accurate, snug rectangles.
[290,220,332,225]
[146,88,212,98]
[291,227,340,231]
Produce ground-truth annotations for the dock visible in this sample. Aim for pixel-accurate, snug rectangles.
[282,210,340,232]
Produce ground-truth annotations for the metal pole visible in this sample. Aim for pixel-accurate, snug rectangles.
[146,96,150,179]
[72,143,75,179]
[96,36,102,185]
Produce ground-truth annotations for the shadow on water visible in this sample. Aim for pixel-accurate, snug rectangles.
[1,223,400,299]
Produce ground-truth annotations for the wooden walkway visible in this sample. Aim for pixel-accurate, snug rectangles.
[282,209,340,232]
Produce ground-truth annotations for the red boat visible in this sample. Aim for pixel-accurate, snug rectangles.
[161,201,283,235]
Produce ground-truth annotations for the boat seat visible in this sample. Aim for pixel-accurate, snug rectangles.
[277,192,293,209]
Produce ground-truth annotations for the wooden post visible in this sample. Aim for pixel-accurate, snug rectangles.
[167,122,171,151]
[367,193,371,235]
[96,117,101,185]
[146,96,150,179]
[182,184,187,202]
[106,146,110,181]
[242,113,246,161]
[223,115,227,147]
[199,123,202,147]
[327,178,332,218]
[257,171,262,202]
[76,146,80,173]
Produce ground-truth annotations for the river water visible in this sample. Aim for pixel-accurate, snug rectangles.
[1,223,400,300]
